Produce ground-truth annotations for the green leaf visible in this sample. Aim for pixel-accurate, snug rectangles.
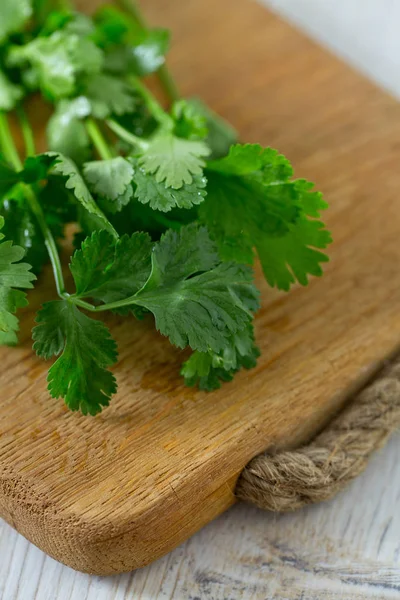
[200,143,331,290]
[8,33,74,98]
[38,175,77,239]
[8,30,103,99]
[70,229,152,304]
[38,9,72,36]
[32,300,118,415]
[1,199,48,274]
[181,325,260,390]
[0,159,20,198]
[0,0,32,43]
[46,97,91,164]
[93,5,130,45]
[0,218,35,345]
[94,5,169,75]
[83,73,136,118]
[126,28,170,76]
[171,99,208,141]
[20,154,59,184]
[46,152,117,237]
[138,133,210,189]
[130,157,207,212]
[132,224,259,352]
[103,31,170,77]
[83,157,134,212]
[0,69,24,111]
[64,13,94,36]
[186,98,238,159]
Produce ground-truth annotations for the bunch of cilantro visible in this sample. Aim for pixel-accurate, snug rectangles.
[0,0,331,415]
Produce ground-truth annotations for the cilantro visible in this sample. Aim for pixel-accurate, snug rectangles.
[37,9,73,37]
[0,0,331,413]
[20,154,59,183]
[46,97,91,164]
[186,98,238,159]
[0,0,32,44]
[83,73,136,118]
[171,99,208,141]
[94,4,170,76]
[46,152,117,237]
[181,325,260,390]
[130,157,207,212]
[137,133,210,188]
[93,5,131,46]
[131,225,259,352]
[0,157,20,197]
[126,29,170,76]
[70,229,152,304]
[0,70,24,111]
[0,216,35,345]
[83,157,134,213]
[32,300,117,415]
[200,144,331,290]
[1,199,47,273]
[7,30,103,99]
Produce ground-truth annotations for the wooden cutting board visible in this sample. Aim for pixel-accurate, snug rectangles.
[1,0,400,576]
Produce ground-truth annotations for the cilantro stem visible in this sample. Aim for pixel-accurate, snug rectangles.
[67,292,140,313]
[86,118,114,160]
[115,0,180,102]
[105,119,149,150]
[17,106,36,157]
[23,184,67,297]
[129,76,173,129]
[157,67,180,105]
[0,111,67,297]
[0,112,22,170]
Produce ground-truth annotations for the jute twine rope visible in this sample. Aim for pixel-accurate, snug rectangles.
[236,357,400,511]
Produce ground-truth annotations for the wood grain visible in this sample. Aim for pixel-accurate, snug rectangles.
[1,0,400,575]
[2,436,399,598]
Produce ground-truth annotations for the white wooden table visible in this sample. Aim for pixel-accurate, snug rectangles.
[1,1,400,597]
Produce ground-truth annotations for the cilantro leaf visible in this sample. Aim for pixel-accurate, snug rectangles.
[181,325,260,390]
[1,199,48,274]
[125,28,170,76]
[94,5,169,76]
[32,300,117,415]
[37,9,73,36]
[130,157,207,212]
[0,158,20,198]
[0,70,24,111]
[0,0,32,43]
[47,97,91,164]
[186,98,238,159]
[20,154,59,184]
[70,230,152,304]
[7,31,103,99]
[93,4,131,46]
[103,31,170,77]
[83,73,136,118]
[132,224,259,352]
[63,13,94,36]
[45,152,117,237]
[83,157,134,213]
[0,216,35,345]
[200,143,331,290]
[137,133,210,189]
[171,99,208,141]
